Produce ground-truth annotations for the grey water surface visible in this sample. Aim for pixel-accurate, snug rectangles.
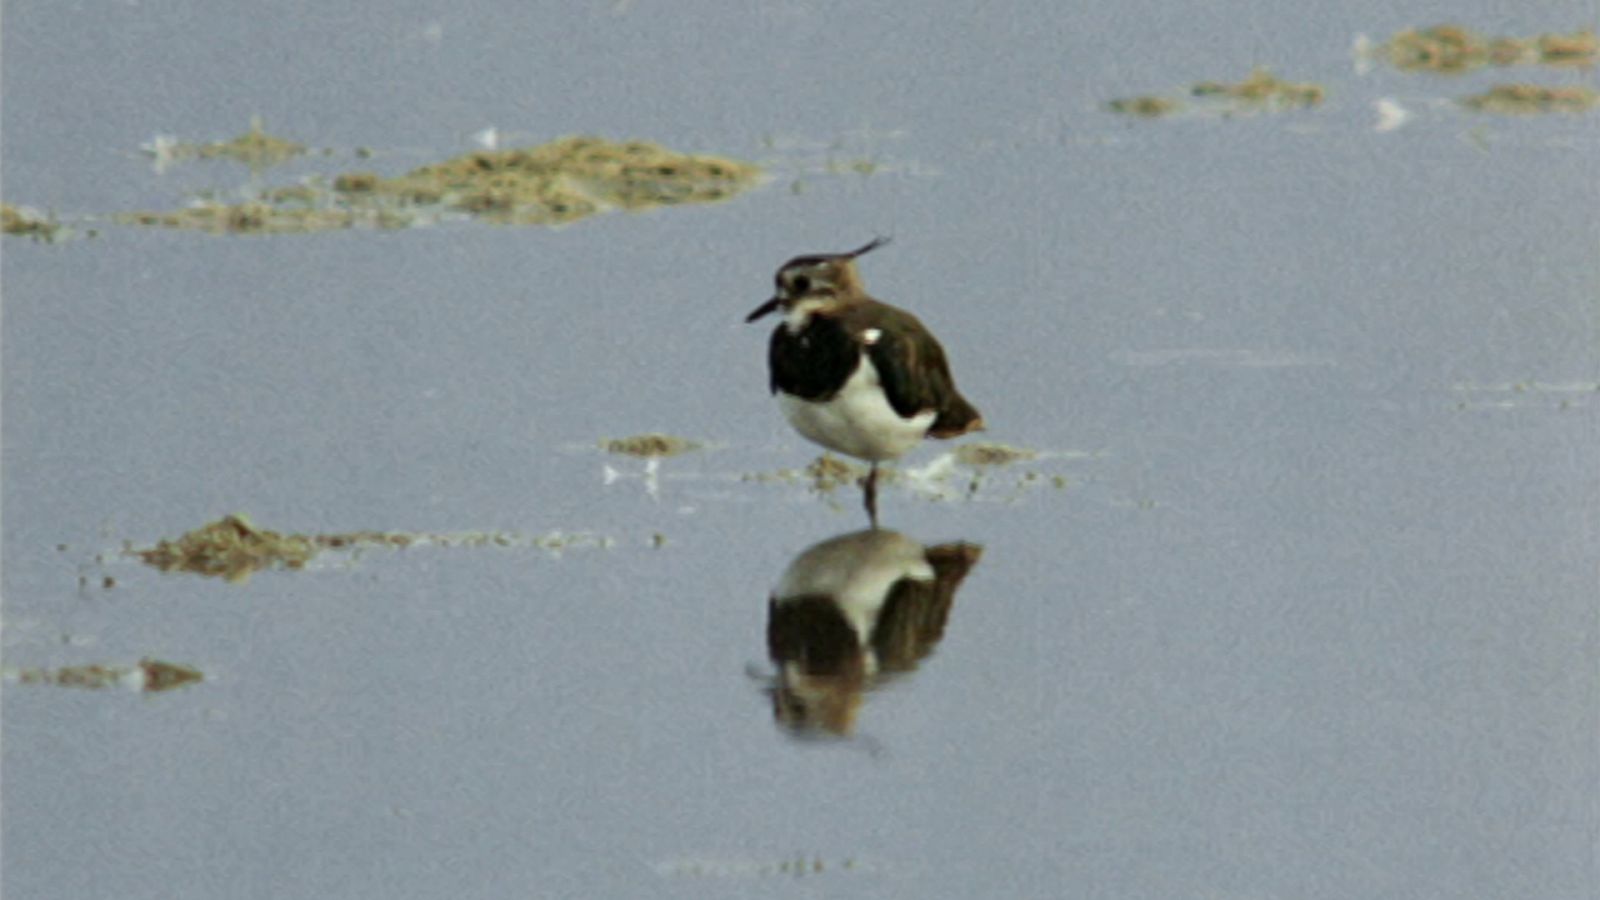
[4,2,1597,898]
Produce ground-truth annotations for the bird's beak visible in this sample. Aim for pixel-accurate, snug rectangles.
[745,297,781,323]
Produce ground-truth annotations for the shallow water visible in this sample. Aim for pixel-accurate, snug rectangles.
[4,3,1597,898]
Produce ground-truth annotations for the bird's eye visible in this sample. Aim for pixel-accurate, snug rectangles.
[791,275,811,293]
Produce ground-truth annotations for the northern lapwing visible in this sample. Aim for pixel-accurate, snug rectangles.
[745,238,984,523]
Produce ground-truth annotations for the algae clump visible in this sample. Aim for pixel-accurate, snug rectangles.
[137,514,319,582]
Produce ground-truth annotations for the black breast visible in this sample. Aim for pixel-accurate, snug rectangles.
[768,317,860,401]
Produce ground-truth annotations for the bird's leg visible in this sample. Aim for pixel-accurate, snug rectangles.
[863,462,880,528]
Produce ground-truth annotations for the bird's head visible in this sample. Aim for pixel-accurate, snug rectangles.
[745,237,890,326]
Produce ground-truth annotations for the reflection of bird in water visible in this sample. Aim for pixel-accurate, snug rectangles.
[762,528,983,738]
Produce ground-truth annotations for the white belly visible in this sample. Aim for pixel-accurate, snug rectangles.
[776,356,936,462]
[774,530,937,637]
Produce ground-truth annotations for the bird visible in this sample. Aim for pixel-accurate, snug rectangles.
[745,238,984,523]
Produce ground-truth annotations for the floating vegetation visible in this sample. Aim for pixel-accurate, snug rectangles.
[350,136,761,224]
[118,202,388,236]
[805,454,870,492]
[122,134,762,235]
[1536,31,1600,66]
[9,659,203,694]
[1107,68,1324,118]
[743,443,1077,511]
[1190,67,1326,110]
[1381,25,1597,73]
[824,157,882,176]
[134,514,611,581]
[657,854,868,879]
[1459,84,1599,115]
[2,204,71,242]
[194,122,305,167]
[742,455,870,492]
[1105,96,1182,118]
[953,442,1038,467]
[142,116,307,170]
[1451,379,1599,410]
[140,658,204,691]
[942,449,1075,497]
[136,514,319,582]
[601,433,703,458]
[761,127,937,187]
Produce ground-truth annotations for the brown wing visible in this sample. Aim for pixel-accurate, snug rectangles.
[869,542,983,672]
[849,302,984,436]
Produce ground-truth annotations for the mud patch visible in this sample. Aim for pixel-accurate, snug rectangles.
[121,132,762,234]
[1190,68,1326,109]
[761,128,939,196]
[142,117,307,170]
[601,433,704,458]
[953,442,1038,467]
[1105,96,1182,119]
[742,455,870,492]
[1379,25,1597,73]
[657,854,872,879]
[802,455,870,492]
[902,447,1073,503]
[134,514,612,581]
[118,202,390,236]
[8,659,203,694]
[744,444,1081,511]
[1108,68,1324,119]
[334,136,761,226]
[137,514,318,582]
[1451,379,1599,410]
[1459,84,1598,115]
[2,204,74,242]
